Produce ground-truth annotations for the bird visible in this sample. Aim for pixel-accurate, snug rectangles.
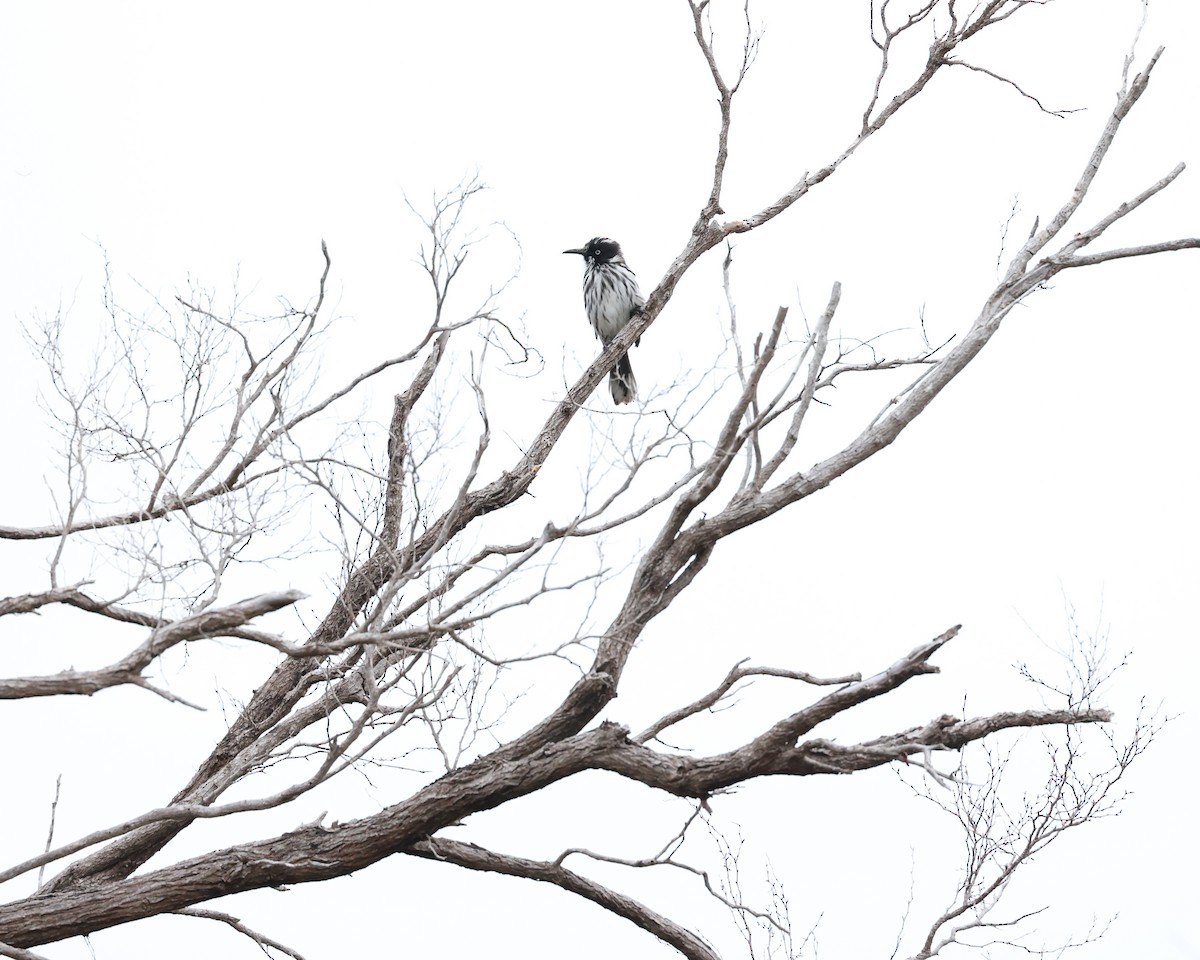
[563,237,645,405]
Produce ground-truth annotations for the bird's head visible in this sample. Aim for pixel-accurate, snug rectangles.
[563,237,624,265]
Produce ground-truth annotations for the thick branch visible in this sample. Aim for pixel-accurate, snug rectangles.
[0,651,1111,947]
[407,837,721,960]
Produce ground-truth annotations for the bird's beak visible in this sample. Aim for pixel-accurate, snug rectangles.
[563,248,585,256]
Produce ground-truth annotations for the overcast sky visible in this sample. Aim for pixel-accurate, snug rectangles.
[2,2,1198,958]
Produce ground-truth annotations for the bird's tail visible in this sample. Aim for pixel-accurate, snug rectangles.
[610,353,637,405]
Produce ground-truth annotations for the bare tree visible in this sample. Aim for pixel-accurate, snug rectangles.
[0,3,1191,958]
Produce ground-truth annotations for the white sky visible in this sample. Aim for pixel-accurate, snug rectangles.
[2,2,1198,959]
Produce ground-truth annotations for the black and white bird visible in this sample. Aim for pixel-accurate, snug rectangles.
[563,237,644,405]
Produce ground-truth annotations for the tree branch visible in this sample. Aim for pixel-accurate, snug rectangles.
[407,837,721,960]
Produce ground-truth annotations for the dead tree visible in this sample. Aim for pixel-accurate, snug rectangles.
[0,3,1189,958]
